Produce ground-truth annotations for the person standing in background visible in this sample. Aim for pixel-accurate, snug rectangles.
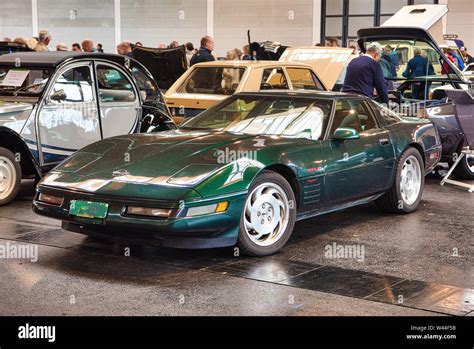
[190,36,215,66]
[56,43,68,51]
[403,48,430,99]
[117,42,133,57]
[169,41,179,48]
[242,45,256,61]
[97,43,104,53]
[81,39,96,53]
[72,43,82,52]
[383,45,399,77]
[185,42,195,67]
[325,37,339,48]
[36,29,51,52]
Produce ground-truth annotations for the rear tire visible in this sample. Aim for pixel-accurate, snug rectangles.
[0,147,22,206]
[237,170,296,257]
[376,147,424,214]
[452,153,474,180]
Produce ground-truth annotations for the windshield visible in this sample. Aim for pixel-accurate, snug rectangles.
[177,66,246,95]
[0,67,51,95]
[180,95,333,140]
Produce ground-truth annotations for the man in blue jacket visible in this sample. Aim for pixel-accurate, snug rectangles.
[403,48,430,99]
[190,36,216,66]
[342,43,389,104]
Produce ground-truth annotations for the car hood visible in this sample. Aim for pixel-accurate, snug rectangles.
[0,101,34,133]
[131,44,187,90]
[41,130,297,197]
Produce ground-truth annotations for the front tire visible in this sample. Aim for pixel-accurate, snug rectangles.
[0,147,22,206]
[376,147,424,214]
[237,170,296,257]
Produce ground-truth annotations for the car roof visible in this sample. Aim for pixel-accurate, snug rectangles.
[0,52,129,68]
[191,60,311,69]
[235,90,365,100]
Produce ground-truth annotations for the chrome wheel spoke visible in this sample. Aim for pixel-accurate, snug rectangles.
[400,155,422,206]
[243,181,290,247]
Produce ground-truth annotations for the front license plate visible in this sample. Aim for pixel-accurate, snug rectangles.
[69,200,109,219]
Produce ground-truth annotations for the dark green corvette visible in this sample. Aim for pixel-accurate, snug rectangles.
[33,91,441,256]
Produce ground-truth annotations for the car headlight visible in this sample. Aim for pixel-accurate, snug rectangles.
[126,206,171,218]
[186,202,229,217]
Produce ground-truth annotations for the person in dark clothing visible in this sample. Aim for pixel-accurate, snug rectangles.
[379,56,394,90]
[116,42,133,58]
[190,36,215,66]
[461,47,474,65]
[242,45,256,61]
[403,48,430,99]
[383,45,398,77]
[342,43,389,104]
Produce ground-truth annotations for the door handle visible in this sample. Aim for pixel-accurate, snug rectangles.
[379,138,390,146]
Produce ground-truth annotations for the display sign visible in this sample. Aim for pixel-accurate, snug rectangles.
[0,70,29,87]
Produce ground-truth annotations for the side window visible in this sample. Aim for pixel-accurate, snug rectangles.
[371,100,402,125]
[356,101,377,132]
[96,65,136,103]
[261,68,289,90]
[50,66,93,103]
[286,68,324,91]
[330,99,378,136]
[131,64,163,103]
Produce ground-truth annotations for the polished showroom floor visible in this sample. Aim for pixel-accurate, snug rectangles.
[0,177,472,316]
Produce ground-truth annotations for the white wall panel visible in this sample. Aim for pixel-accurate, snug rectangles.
[445,0,474,51]
[0,0,33,40]
[121,0,207,49]
[214,0,314,56]
[37,0,115,52]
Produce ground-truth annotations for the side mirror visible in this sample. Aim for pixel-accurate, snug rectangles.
[49,89,67,102]
[331,127,360,141]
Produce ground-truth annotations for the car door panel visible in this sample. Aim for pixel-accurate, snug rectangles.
[323,99,396,204]
[37,62,101,166]
[95,63,140,139]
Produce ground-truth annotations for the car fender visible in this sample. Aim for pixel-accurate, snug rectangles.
[389,120,441,172]
[193,147,301,200]
[0,126,41,177]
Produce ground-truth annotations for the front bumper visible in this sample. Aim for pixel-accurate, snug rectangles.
[32,186,246,249]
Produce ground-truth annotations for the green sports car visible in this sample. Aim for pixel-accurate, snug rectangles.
[33,91,442,256]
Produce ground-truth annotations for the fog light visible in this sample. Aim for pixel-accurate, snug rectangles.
[186,201,228,217]
[126,206,171,218]
[38,193,64,206]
